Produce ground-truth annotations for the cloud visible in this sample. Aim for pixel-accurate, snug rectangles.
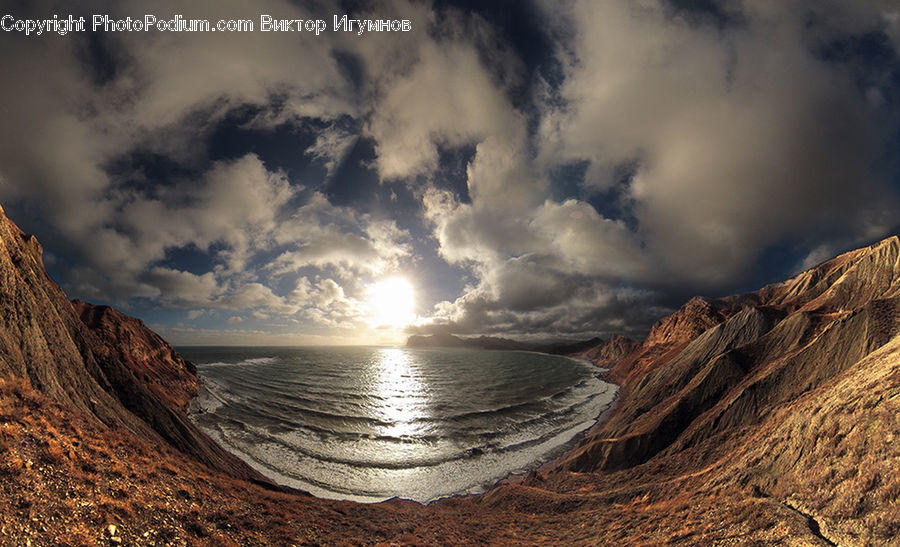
[365,41,527,180]
[142,267,221,306]
[306,125,359,176]
[407,0,900,337]
[0,0,416,319]
[268,193,412,278]
[539,0,896,285]
[417,278,667,339]
[0,0,555,339]
[52,154,298,305]
[2,0,900,343]
[216,283,297,314]
[417,182,658,336]
[290,277,366,329]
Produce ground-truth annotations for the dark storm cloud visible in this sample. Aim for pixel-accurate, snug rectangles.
[0,0,899,343]
[406,0,900,338]
[537,0,896,282]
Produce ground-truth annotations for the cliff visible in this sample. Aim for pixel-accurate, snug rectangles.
[72,301,198,413]
[570,334,641,368]
[557,235,899,474]
[0,204,263,483]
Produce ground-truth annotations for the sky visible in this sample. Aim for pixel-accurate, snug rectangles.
[0,0,899,346]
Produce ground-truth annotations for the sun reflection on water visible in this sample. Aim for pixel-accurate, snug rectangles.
[370,348,430,439]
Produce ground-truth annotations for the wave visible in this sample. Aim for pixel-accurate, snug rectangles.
[197,356,279,369]
[208,398,613,479]
[207,393,613,472]
[186,345,617,502]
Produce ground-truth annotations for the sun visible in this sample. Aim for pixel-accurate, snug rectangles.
[366,277,415,328]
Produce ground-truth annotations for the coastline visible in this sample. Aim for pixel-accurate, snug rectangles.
[184,347,618,505]
[498,359,620,486]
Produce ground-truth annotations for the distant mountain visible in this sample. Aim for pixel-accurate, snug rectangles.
[406,332,525,350]
[406,332,637,357]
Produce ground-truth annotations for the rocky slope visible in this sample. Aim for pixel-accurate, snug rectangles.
[557,235,899,474]
[72,301,198,413]
[0,204,262,483]
[534,234,900,544]
[571,334,641,368]
[724,331,900,544]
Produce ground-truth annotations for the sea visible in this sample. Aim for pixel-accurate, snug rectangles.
[179,346,616,503]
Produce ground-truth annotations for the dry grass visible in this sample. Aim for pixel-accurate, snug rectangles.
[720,337,900,546]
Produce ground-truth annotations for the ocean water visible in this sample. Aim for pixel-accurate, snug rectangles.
[180,346,616,503]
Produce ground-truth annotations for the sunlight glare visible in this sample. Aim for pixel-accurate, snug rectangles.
[366,277,415,328]
[371,348,429,438]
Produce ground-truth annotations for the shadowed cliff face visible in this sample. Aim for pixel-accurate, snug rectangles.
[557,235,900,473]
[0,204,265,483]
[72,301,198,413]
[572,334,640,368]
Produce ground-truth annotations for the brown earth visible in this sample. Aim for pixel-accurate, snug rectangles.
[71,301,199,413]
[0,204,268,483]
[0,201,898,545]
[571,334,640,368]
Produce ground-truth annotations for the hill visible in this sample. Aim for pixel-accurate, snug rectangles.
[0,204,265,484]
[406,332,638,358]
[533,234,900,544]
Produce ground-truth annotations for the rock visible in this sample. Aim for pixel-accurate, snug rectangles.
[72,301,199,412]
[0,204,267,484]
[555,234,900,473]
[571,334,640,368]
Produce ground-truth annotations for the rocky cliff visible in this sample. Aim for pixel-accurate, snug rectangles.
[558,235,899,474]
[571,334,640,368]
[0,204,263,483]
[519,235,900,545]
[72,301,198,413]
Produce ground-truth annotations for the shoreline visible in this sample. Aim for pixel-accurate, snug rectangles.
[185,348,619,506]
[497,362,619,486]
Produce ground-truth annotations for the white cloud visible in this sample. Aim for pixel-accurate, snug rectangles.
[365,41,527,180]
[142,267,221,306]
[306,125,358,176]
[538,0,895,285]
